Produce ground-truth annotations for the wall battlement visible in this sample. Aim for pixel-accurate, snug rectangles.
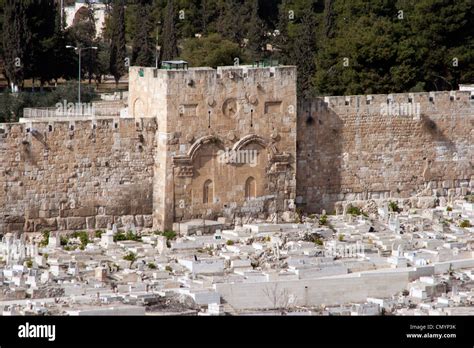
[302,91,474,119]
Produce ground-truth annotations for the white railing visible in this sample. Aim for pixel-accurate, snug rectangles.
[23,106,123,119]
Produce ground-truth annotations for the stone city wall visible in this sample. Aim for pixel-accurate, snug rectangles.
[297,91,473,213]
[1,73,473,233]
[0,118,157,233]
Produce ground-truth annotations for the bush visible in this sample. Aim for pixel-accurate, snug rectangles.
[25,259,33,268]
[314,238,324,246]
[125,230,141,242]
[446,206,453,212]
[123,252,137,267]
[114,231,141,242]
[226,240,235,246]
[460,220,472,228]
[72,231,89,248]
[154,230,176,247]
[165,265,173,272]
[388,201,400,213]
[319,214,328,225]
[338,234,344,242]
[346,205,362,216]
[95,230,104,238]
[162,230,177,240]
[148,263,157,269]
[60,236,69,246]
[39,231,50,247]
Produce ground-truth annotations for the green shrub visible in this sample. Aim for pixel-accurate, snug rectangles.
[72,231,89,248]
[25,259,33,268]
[226,240,235,246]
[338,234,344,242]
[346,205,362,216]
[60,236,69,246]
[165,265,173,272]
[153,230,176,247]
[388,201,400,213]
[446,206,453,212]
[319,214,328,225]
[163,230,177,240]
[39,231,50,247]
[314,238,324,246]
[148,262,157,269]
[113,231,141,242]
[123,252,137,267]
[95,230,104,238]
[153,230,176,240]
[460,220,472,228]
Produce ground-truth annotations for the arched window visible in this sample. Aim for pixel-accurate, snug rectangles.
[203,180,213,204]
[245,177,256,200]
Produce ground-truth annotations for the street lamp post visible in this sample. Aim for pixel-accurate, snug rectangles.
[66,45,98,106]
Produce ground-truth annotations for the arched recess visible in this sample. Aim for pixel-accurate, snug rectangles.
[187,135,224,162]
[133,98,145,117]
[232,134,268,152]
[203,179,213,204]
[245,177,257,200]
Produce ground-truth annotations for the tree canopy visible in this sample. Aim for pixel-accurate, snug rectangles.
[0,0,472,97]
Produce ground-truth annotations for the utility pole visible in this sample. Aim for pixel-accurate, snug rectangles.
[66,45,98,106]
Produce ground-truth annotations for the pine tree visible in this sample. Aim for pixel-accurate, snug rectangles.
[160,0,179,62]
[131,0,154,66]
[109,0,127,86]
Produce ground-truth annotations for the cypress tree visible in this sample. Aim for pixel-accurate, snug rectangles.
[246,0,267,61]
[324,0,335,39]
[131,1,154,66]
[293,12,317,98]
[160,0,179,62]
[274,0,291,65]
[2,0,29,90]
[109,0,127,86]
[217,0,244,44]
